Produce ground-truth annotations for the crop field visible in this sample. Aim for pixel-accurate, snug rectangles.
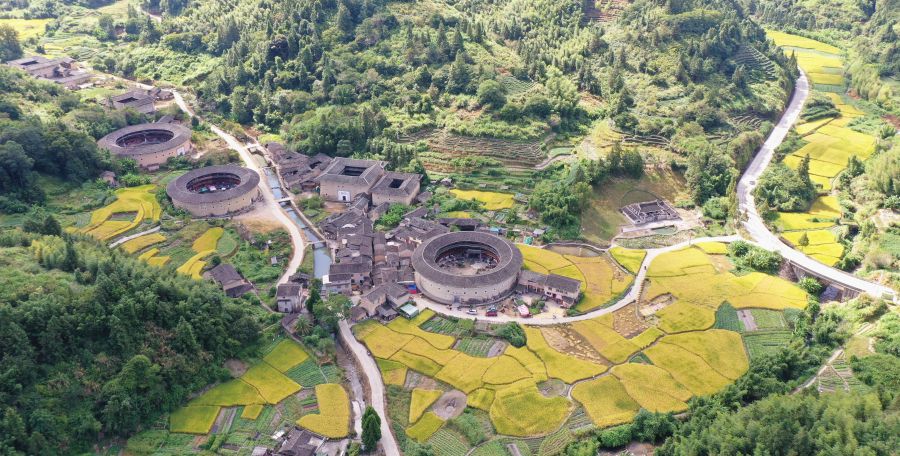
[409,388,443,423]
[296,383,350,438]
[407,412,445,442]
[189,379,265,407]
[263,339,310,372]
[427,429,470,456]
[571,319,643,363]
[490,382,572,436]
[694,241,728,254]
[377,358,409,386]
[240,362,302,404]
[168,406,220,434]
[645,247,808,311]
[571,376,640,428]
[611,363,691,412]
[517,245,634,311]
[240,404,264,420]
[81,185,161,241]
[0,18,52,39]
[523,326,606,383]
[450,189,516,210]
[120,232,166,254]
[608,246,646,273]
[176,227,224,279]
[743,330,794,360]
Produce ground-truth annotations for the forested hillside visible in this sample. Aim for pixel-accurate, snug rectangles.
[0,229,262,454]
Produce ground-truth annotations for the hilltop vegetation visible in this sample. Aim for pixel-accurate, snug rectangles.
[0,230,262,454]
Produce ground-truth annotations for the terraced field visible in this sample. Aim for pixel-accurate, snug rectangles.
[175,227,224,279]
[518,245,634,312]
[169,340,321,434]
[80,185,162,241]
[767,31,879,266]
[359,248,809,440]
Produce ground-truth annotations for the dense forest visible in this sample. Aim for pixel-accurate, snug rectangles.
[0,66,148,213]
[80,0,795,230]
[0,228,263,454]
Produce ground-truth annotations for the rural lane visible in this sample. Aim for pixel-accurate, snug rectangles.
[735,71,896,301]
[339,320,401,456]
[172,91,306,285]
[414,235,742,325]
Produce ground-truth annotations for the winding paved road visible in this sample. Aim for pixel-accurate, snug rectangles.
[736,71,896,301]
[339,320,400,456]
[172,92,306,285]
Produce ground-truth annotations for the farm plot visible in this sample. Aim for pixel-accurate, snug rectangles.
[409,388,443,423]
[571,376,641,428]
[169,406,220,434]
[81,185,161,241]
[517,245,634,312]
[609,246,646,273]
[176,227,224,279]
[743,330,794,360]
[490,382,572,436]
[644,246,808,312]
[407,412,445,442]
[296,383,350,438]
[263,339,310,372]
[240,362,302,404]
[450,189,516,210]
[120,232,166,254]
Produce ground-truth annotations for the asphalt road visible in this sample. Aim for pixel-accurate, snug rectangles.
[736,71,896,301]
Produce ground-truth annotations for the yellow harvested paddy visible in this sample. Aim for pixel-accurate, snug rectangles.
[296,384,350,438]
[0,18,51,39]
[571,376,641,428]
[81,185,161,241]
[120,232,166,254]
[449,189,515,210]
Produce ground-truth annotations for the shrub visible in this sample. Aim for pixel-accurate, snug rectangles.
[702,196,729,220]
[797,277,823,296]
[598,424,633,448]
[497,322,526,347]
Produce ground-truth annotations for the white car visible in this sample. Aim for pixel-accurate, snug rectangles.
[466,308,478,315]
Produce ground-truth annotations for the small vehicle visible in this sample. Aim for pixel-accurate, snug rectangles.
[486,306,498,317]
[467,308,478,315]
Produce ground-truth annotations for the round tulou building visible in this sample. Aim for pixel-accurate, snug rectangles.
[98,122,192,170]
[412,231,523,305]
[166,165,260,217]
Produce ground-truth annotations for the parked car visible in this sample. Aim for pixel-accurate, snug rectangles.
[467,308,478,315]
[486,306,498,317]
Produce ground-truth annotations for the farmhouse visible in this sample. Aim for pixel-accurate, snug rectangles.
[6,55,92,89]
[166,165,260,217]
[266,142,333,192]
[98,121,192,170]
[518,270,582,307]
[358,282,410,320]
[204,263,253,298]
[276,283,305,313]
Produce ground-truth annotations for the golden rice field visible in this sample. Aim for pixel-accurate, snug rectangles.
[767,31,877,267]
[449,189,516,210]
[358,246,805,435]
[406,412,445,442]
[518,245,634,311]
[376,358,408,386]
[169,405,220,434]
[0,18,51,40]
[176,227,224,279]
[409,388,443,423]
[608,246,646,274]
[81,185,162,241]
[169,340,312,434]
[296,384,350,438]
[120,232,166,254]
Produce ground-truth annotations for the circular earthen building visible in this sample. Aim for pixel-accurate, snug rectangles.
[98,122,192,169]
[412,231,523,305]
[166,165,260,217]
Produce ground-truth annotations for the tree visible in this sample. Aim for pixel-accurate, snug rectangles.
[545,66,579,117]
[447,53,471,94]
[336,3,354,39]
[0,24,22,62]
[361,406,381,452]
[477,80,507,109]
[797,232,809,246]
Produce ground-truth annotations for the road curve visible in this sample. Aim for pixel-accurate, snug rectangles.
[171,91,305,285]
[339,321,401,456]
[414,235,742,325]
[736,71,896,300]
